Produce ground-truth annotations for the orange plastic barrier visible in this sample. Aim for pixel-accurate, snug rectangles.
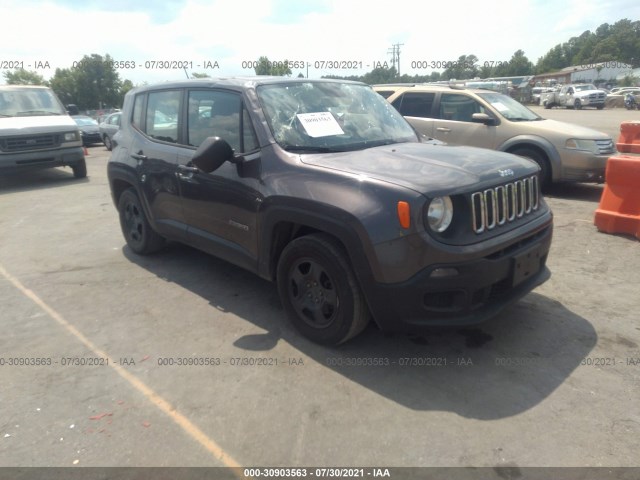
[594,155,640,239]
[616,121,640,154]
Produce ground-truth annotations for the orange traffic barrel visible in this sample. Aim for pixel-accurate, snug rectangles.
[616,121,640,154]
[594,155,640,239]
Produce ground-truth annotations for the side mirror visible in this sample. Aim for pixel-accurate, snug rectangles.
[471,113,496,126]
[191,137,234,173]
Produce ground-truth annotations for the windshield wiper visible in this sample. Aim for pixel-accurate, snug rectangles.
[17,110,62,116]
[281,145,346,153]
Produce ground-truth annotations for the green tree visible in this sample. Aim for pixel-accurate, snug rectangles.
[442,54,479,80]
[49,54,125,109]
[49,68,77,106]
[3,69,47,85]
[254,56,292,76]
[495,50,533,77]
[362,66,398,84]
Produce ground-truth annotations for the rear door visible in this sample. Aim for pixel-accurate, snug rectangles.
[390,91,435,137]
[129,89,187,240]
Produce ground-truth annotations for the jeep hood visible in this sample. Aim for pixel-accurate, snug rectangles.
[300,142,538,195]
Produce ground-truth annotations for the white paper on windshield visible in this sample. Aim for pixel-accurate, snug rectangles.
[492,102,508,112]
[296,112,344,137]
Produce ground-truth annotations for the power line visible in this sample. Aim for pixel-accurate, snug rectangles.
[388,43,404,77]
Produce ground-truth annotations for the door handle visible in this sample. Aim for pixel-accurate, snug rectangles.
[131,153,147,161]
[176,164,200,180]
[436,127,451,133]
[178,164,200,174]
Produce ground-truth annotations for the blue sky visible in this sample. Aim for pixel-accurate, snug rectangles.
[0,0,638,85]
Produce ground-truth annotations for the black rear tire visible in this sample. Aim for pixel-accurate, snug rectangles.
[276,233,370,345]
[72,159,87,178]
[510,147,551,190]
[117,188,165,254]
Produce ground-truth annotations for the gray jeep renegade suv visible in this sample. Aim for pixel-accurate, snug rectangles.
[107,77,553,345]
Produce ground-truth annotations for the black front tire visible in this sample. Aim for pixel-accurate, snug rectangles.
[276,233,370,345]
[510,147,551,190]
[117,188,165,254]
[574,99,582,110]
[72,159,87,178]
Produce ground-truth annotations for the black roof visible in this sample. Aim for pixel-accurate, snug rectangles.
[128,76,367,94]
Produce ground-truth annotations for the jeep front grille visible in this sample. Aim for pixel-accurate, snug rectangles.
[471,176,539,234]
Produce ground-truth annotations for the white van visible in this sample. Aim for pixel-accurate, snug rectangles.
[0,85,86,178]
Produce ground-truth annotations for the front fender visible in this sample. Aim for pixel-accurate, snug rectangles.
[258,199,381,287]
[497,135,562,181]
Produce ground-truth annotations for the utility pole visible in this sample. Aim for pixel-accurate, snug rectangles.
[387,43,404,77]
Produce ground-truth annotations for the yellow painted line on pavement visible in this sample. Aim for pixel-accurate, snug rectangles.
[0,262,244,475]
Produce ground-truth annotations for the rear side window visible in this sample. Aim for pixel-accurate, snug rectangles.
[376,90,395,99]
[132,94,144,129]
[392,92,435,118]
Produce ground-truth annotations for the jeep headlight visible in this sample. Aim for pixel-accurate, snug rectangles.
[426,196,453,233]
[63,131,79,142]
[565,139,599,154]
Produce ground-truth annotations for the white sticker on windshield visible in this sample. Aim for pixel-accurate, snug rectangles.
[296,112,344,137]
[492,102,508,112]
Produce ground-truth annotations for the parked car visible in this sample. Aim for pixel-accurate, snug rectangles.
[531,87,544,105]
[108,78,552,345]
[99,112,121,151]
[72,115,102,146]
[0,85,86,178]
[375,84,615,187]
[544,84,607,110]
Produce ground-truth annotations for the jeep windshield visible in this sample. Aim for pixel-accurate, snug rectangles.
[478,92,541,122]
[257,82,417,152]
[0,87,67,117]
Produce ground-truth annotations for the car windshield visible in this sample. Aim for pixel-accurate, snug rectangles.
[74,117,98,126]
[478,92,541,122]
[0,88,67,117]
[256,82,417,152]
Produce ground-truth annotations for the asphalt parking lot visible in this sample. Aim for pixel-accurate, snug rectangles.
[1,107,639,474]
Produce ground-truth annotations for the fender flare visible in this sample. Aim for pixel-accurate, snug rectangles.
[497,136,562,182]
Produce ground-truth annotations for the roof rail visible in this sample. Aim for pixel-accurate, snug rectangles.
[448,80,467,90]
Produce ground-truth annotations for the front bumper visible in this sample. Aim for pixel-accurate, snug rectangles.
[559,150,611,182]
[363,221,553,332]
[0,146,85,172]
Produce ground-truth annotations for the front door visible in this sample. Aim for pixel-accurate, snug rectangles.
[177,89,263,273]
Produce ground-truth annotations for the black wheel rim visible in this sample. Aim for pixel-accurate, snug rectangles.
[287,257,338,328]
[123,200,144,246]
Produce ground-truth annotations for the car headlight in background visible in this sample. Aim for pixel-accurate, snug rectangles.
[565,139,599,154]
[426,196,453,233]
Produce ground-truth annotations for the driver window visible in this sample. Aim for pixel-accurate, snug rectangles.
[439,94,486,122]
[188,90,242,151]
